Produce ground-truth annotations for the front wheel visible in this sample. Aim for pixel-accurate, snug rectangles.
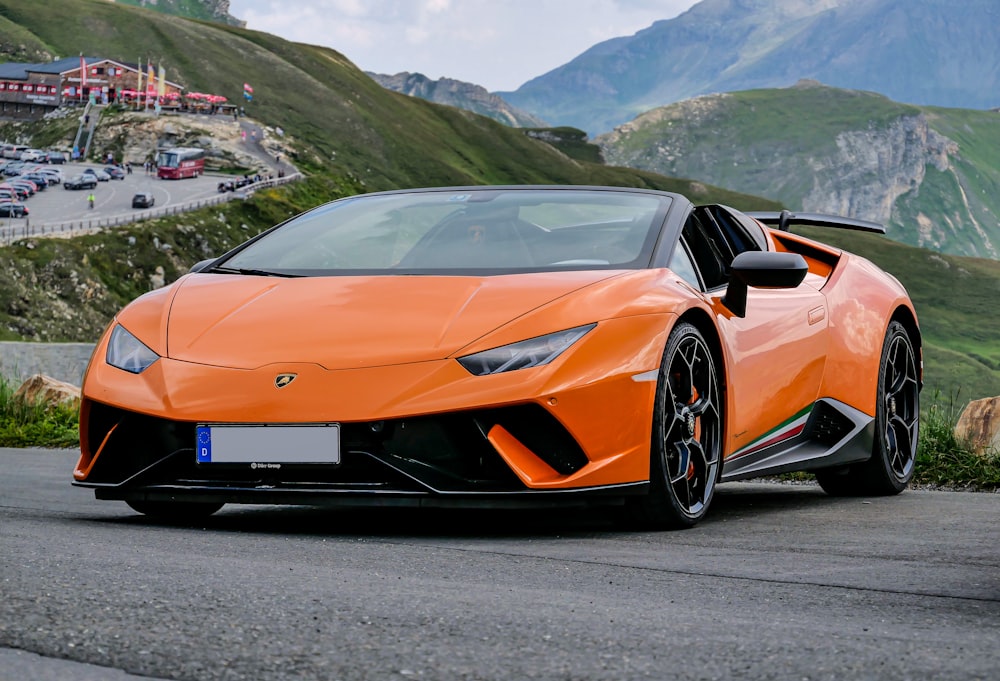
[816,320,919,496]
[626,322,723,529]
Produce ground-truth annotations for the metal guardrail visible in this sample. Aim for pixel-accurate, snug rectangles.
[0,172,302,243]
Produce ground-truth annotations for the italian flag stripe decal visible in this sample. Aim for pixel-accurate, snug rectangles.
[730,405,812,460]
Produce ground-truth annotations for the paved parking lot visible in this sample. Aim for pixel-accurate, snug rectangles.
[3,162,228,228]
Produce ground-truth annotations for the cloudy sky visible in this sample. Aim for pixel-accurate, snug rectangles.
[228,0,699,92]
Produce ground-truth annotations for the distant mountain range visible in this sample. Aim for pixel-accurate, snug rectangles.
[367,72,547,128]
[597,82,1000,259]
[502,0,1000,135]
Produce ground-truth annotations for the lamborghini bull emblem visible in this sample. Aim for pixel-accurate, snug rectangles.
[274,373,297,389]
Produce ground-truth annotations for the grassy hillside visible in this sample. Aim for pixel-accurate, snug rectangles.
[113,0,243,26]
[0,0,778,341]
[598,84,1000,260]
[0,0,779,204]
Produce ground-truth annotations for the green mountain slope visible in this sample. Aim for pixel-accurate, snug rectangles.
[112,0,244,27]
[0,0,786,203]
[598,83,1000,259]
[368,72,547,129]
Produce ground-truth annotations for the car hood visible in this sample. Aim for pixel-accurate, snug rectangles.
[155,271,626,370]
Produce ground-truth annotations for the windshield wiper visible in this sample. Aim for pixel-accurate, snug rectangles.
[208,266,300,278]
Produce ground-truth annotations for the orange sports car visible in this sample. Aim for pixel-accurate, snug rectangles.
[73,186,921,528]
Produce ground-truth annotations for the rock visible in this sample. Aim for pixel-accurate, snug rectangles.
[14,374,81,411]
[954,396,1000,455]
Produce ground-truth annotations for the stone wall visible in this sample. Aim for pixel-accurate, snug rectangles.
[0,342,96,387]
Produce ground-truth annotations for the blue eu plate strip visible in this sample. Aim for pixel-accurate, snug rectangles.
[196,426,212,462]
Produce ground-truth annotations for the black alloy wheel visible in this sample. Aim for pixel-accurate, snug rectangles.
[627,322,723,529]
[817,320,919,496]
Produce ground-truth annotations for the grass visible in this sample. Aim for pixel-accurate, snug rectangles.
[915,392,1000,490]
[2,373,995,489]
[0,374,79,448]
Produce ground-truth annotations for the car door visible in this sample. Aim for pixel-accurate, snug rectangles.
[670,206,829,462]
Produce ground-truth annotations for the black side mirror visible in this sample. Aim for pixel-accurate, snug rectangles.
[722,251,808,318]
[189,258,216,273]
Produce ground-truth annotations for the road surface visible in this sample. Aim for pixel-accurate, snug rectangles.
[1,448,997,680]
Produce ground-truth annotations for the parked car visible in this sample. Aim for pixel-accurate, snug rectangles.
[71,186,921,525]
[64,175,98,190]
[43,151,66,164]
[217,177,253,192]
[0,200,29,217]
[34,168,63,184]
[103,166,126,180]
[82,168,111,182]
[131,192,155,209]
[8,179,37,195]
[20,173,52,189]
[0,184,29,200]
[19,149,45,162]
[2,144,27,159]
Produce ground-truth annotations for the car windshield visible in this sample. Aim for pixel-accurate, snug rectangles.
[216,188,670,275]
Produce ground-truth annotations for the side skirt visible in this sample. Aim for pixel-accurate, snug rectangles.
[721,398,874,482]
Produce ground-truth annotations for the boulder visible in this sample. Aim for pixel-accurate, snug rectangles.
[954,396,1000,455]
[14,374,81,411]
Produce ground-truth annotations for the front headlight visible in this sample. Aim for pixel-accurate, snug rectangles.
[106,325,160,374]
[457,324,596,376]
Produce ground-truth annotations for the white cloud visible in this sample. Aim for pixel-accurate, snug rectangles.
[229,0,697,91]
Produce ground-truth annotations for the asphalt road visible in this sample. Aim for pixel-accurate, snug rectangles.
[4,162,225,228]
[1,448,998,681]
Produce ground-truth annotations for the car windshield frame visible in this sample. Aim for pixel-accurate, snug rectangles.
[212,187,674,277]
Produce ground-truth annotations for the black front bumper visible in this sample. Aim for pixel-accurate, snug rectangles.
[77,401,646,508]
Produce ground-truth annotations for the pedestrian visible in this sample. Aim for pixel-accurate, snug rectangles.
[126,161,132,175]
[241,130,246,143]
[87,192,95,209]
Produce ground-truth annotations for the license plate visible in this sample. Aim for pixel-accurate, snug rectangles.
[195,424,340,464]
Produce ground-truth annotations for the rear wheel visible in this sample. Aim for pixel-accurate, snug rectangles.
[126,500,224,519]
[626,322,723,529]
[817,320,919,496]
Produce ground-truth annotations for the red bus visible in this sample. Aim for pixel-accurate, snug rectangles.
[157,147,205,179]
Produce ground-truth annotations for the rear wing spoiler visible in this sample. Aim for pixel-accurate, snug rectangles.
[746,210,885,234]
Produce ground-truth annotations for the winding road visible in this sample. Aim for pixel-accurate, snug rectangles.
[1,448,997,680]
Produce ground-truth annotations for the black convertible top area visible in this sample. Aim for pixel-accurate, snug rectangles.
[748,210,885,234]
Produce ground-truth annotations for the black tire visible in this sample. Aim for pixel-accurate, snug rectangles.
[626,322,723,529]
[126,499,224,519]
[817,320,919,496]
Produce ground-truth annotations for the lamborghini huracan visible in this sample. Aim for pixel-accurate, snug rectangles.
[73,186,921,528]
